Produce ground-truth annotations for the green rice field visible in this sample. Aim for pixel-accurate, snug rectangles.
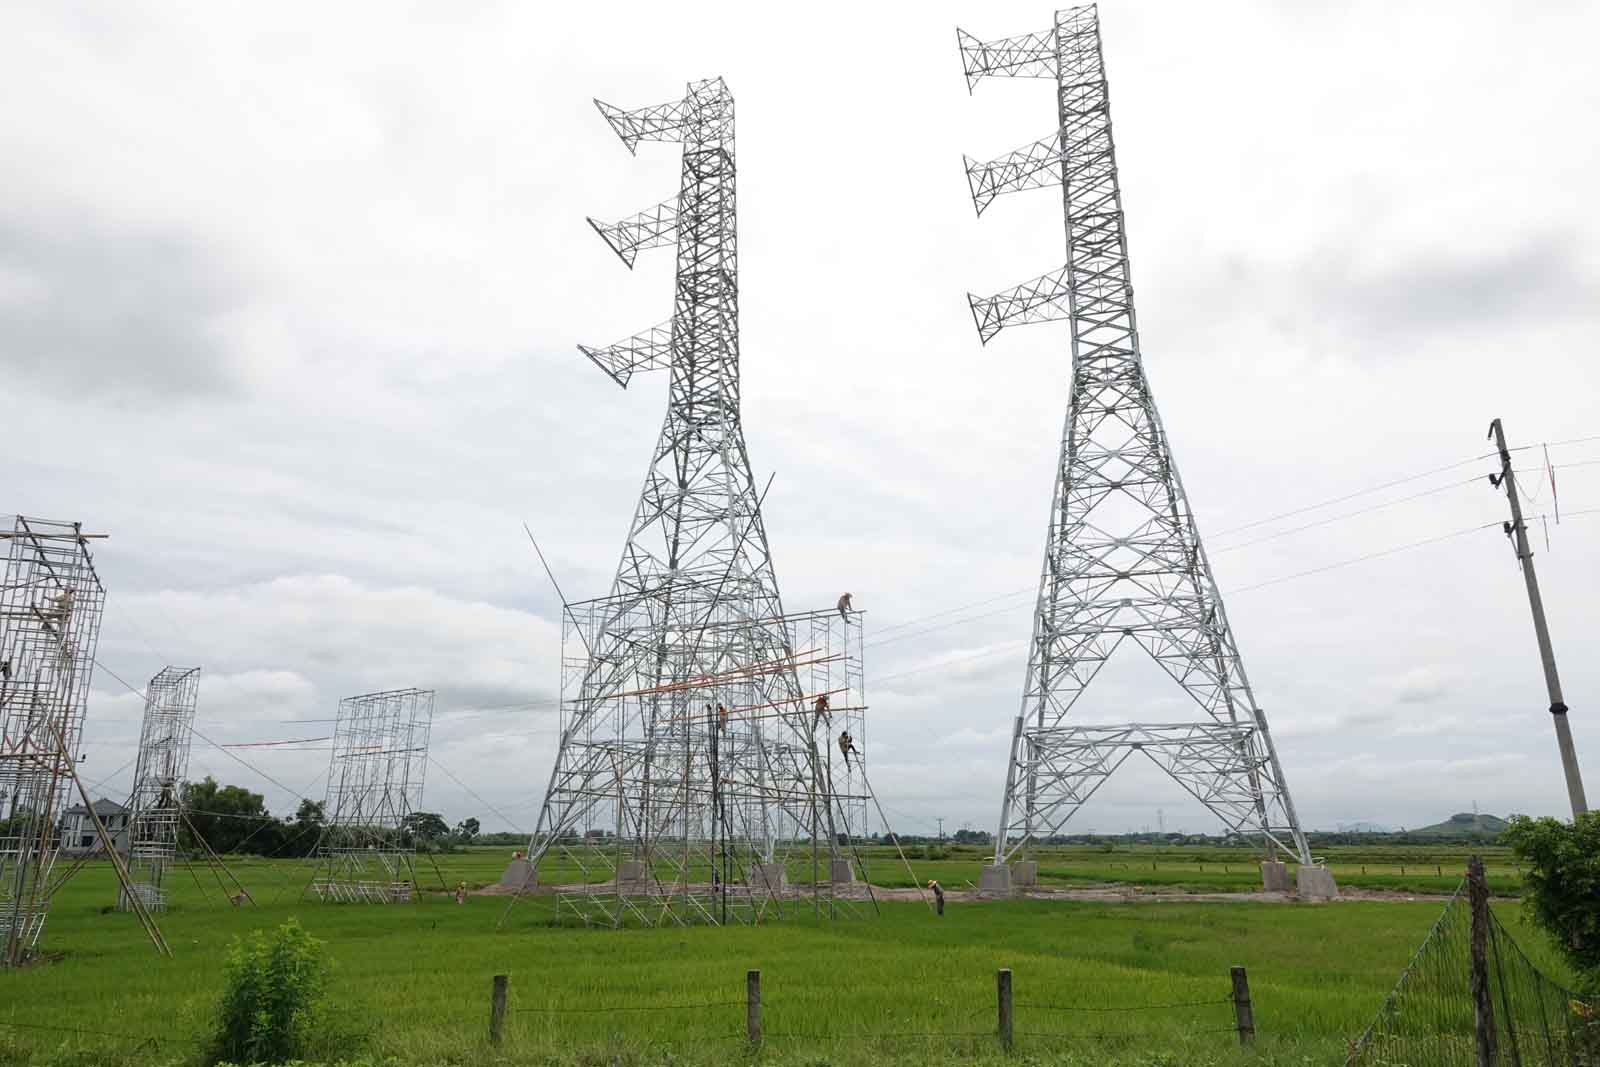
[0,846,1568,1066]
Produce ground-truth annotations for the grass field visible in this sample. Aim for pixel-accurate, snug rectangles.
[0,846,1566,1067]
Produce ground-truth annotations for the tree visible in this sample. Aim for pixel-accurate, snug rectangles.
[400,811,450,845]
[454,817,480,843]
[277,798,325,859]
[181,777,275,855]
[1503,812,1600,992]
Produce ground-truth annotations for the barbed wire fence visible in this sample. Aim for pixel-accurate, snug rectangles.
[1347,856,1597,1066]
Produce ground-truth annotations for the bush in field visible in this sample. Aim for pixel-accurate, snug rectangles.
[1503,812,1600,993]
[212,918,329,1065]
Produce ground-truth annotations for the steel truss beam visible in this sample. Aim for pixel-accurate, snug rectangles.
[528,79,871,927]
[958,5,1311,866]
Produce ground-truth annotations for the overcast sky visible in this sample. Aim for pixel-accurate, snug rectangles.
[4,0,1597,839]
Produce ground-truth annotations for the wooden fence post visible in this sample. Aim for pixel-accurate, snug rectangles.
[1230,965,1255,1046]
[997,967,1013,1050]
[746,969,762,1045]
[1468,856,1496,1067]
[489,974,508,1047]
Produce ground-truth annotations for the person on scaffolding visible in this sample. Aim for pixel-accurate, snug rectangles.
[717,703,729,731]
[838,729,860,768]
[836,592,852,621]
[928,879,945,917]
[814,692,830,727]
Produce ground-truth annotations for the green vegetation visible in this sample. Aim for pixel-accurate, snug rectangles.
[844,841,1526,896]
[0,845,1575,1066]
[1404,812,1511,839]
[212,918,330,1065]
[1504,811,1600,994]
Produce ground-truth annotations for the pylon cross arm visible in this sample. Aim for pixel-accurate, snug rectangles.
[578,320,674,389]
[964,130,1066,216]
[594,97,690,154]
[956,26,1058,90]
[587,201,679,269]
[967,265,1071,344]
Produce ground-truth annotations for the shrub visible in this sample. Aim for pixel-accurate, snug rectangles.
[213,918,329,1065]
[1502,811,1600,993]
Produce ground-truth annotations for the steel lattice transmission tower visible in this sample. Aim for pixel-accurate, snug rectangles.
[0,517,108,963]
[522,78,873,927]
[957,7,1319,890]
[119,666,201,913]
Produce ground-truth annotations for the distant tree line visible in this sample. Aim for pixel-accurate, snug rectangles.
[177,777,481,857]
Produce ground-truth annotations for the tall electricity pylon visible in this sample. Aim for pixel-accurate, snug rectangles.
[957,6,1316,888]
[524,79,871,926]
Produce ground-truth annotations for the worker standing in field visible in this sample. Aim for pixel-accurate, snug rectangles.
[928,879,945,916]
[455,882,467,904]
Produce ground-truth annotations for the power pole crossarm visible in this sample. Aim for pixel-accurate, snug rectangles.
[587,200,679,269]
[957,27,1060,87]
[1488,418,1587,817]
[578,320,674,390]
[963,132,1068,216]
[595,97,691,153]
[967,266,1072,345]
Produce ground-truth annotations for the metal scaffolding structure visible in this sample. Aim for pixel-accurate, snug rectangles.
[119,666,200,913]
[522,78,878,927]
[309,687,432,903]
[957,6,1313,877]
[0,517,108,964]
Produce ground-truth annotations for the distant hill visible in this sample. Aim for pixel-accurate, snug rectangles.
[1406,813,1510,838]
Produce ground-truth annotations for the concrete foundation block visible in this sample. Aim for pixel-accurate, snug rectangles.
[1012,861,1038,887]
[1260,860,1289,893]
[1295,864,1339,901]
[499,858,538,890]
[830,858,856,884]
[749,862,788,893]
[979,864,1012,894]
[616,860,650,885]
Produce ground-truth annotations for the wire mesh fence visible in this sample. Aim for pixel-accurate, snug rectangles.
[1348,861,1597,1066]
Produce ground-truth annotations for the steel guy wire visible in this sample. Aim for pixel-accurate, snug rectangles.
[428,754,526,835]
[1019,997,1233,1012]
[516,1000,746,1013]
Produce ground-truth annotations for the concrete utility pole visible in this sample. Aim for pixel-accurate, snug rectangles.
[1488,419,1588,817]
[936,817,945,843]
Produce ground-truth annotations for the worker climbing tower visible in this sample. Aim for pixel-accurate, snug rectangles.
[521,78,881,926]
[957,7,1328,895]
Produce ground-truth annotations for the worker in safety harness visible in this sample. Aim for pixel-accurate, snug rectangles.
[838,729,860,768]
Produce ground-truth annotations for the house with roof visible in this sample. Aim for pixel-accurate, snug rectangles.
[60,798,130,855]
